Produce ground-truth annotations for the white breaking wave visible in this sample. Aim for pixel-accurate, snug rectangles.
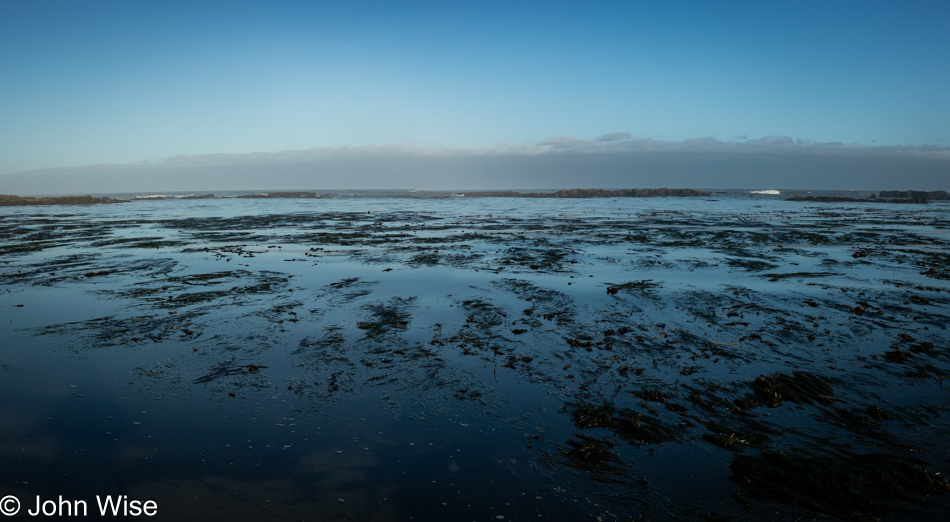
[750,190,781,195]
[134,194,201,199]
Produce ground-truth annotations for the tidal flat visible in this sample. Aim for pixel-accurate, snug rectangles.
[1,192,949,521]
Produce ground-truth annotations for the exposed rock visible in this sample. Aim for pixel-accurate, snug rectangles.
[0,194,127,206]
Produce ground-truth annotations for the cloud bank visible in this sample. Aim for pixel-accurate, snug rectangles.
[1,136,948,195]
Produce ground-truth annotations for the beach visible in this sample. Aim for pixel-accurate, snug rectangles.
[1,190,948,520]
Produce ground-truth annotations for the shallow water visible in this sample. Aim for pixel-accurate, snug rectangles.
[1,192,949,520]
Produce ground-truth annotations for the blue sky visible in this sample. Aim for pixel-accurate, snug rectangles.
[0,0,948,190]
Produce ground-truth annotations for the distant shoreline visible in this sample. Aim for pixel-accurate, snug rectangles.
[1,188,948,206]
[1,188,709,205]
[786,190,949,204]
[0,194,127,206]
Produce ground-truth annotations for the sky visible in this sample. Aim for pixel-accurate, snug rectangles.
[1,0,948,193]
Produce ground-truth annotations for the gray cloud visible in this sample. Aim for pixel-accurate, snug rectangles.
[1,136,948,195]
[595,132,632,142]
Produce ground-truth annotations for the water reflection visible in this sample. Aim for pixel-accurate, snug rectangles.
[2,195,949,520]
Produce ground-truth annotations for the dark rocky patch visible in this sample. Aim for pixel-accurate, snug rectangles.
[566,402,679,444]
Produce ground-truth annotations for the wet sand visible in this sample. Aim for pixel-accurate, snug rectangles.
[1,195,948,520]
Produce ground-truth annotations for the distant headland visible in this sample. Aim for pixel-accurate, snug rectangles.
[0,194,127,206]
